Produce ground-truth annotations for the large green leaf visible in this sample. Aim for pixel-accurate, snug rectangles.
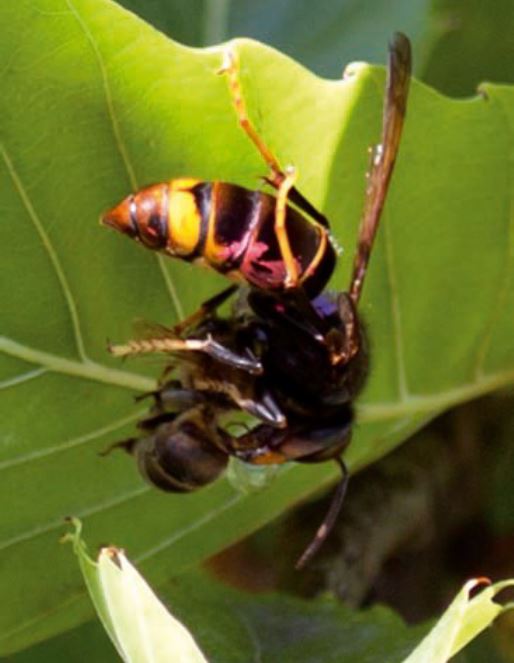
[2,0,514,653]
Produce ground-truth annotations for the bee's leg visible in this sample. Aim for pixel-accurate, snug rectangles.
[98,404,187,457]
[238,388,286,428]
[108,286,240,360]
[133,372,179,404]
[193,335,263,374]
[151,382,206,412]
[133,381,210,432]
[109,334,263,375]
[234,408,352,464]
[108,337,202,358]
[172,284,239,335]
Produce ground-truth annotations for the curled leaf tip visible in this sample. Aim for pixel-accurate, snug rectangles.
[60,516,82,545]
[465,577,492,595]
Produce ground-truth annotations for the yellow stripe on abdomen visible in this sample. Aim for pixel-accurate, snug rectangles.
[167,179,203,256]
[203,181,229,265]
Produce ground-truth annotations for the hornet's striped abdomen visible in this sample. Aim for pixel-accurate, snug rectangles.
[102,179,336,297]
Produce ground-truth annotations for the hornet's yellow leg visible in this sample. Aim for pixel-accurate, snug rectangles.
[218,47,284,189]
[219,47,300,288]
[275,166,299,288]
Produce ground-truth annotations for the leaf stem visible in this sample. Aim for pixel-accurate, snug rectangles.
[0,337,155,392]
[358,367,514,421]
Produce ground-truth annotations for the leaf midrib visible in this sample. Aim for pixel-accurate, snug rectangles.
[65,0,184,321]
[471,90,514,378]
[0,336,154,392]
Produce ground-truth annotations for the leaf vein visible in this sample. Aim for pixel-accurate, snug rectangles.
[135,493,243,564]
[358,365,514,421]
[231,610,263,663]
[0,591,85,648]
[64,0,137,190]
[157,255,185,321]
[0,409,145,471]
[0,367,47,390]
[382,206,410,400]
[65,0,185,320]
[472,94,514,377]
[0,142,88,360]
[0,484,149,552]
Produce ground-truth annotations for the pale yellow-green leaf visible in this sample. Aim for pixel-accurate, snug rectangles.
[65,519,207,663]
[403,578,514,663]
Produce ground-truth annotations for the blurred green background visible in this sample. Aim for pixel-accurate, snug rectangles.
[119,0,514,96]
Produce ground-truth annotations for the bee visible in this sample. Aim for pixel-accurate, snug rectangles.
[106,34,411,567]
[110,286,360,567]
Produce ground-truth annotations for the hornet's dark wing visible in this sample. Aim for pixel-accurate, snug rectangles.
[349,32,412,304]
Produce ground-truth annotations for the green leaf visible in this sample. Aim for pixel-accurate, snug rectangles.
[9,620,116,663]
[158,574,427,663]
[63,519,208,662]
[2,0,514,652]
